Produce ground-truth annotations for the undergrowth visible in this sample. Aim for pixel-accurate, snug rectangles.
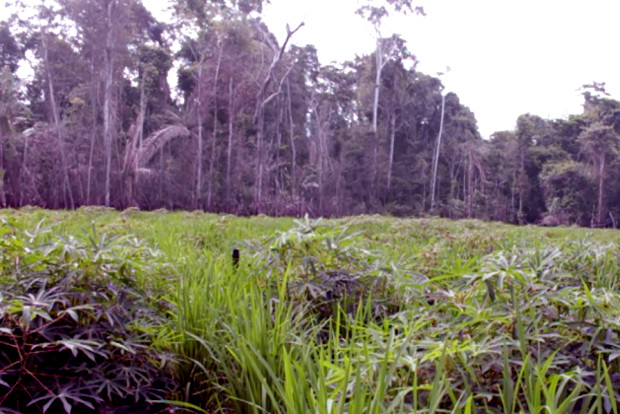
[0,217,176,413]
[2,209,620,413]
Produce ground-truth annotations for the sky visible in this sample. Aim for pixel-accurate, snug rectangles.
[257,0,620,138]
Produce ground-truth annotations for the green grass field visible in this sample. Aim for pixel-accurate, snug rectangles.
[1,208,620,413]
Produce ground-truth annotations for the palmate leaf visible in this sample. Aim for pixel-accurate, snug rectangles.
[90,375,132,401]
[0,407,23,414]
[33,338,107,361]
[28,384,103,414]
[24,219,50,243]
[0,373,9,388]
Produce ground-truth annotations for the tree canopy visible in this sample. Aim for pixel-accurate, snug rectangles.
[0,0,618,227]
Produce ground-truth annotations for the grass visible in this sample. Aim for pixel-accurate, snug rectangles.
[2,208,620,413]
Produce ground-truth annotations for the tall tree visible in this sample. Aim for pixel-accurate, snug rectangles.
[251,21,303,210]
[356,0,422,195]
[578,122,619,225]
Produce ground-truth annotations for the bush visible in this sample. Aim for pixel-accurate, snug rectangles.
[0,219,176,413]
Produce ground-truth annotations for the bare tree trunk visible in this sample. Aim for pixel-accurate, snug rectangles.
[597,154,605,225]
[273,94,284,212]
[518,147,525,224]
[254,107,265,208]
[286,79,297,200]
[103,0,115,207]
[386,114,396,194]
[226,76,234,207]
[86,57,98,204]
[0,111,7,206]
[370,39,384,194]
[43,34,74,209]
[316,109,324,214]
[86,126,96,203]
[0,133,6,207]
[430,93,445,212]
[510,170,516,221]
[21,129,29,206]
[467,146,474,218]
[207,42,223,210]
[195,52,205,209]
[253,22,304,211]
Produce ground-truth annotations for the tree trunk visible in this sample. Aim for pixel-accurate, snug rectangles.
[0,100,8,206]
[370,39,384,194]
[86,56,98,204]
[386,114,396,194]
[286,79,297,200]
[430,93,445,212]
[467,146,474,218]
[207,42,223,210]
[195,52,205,209]
[226,76,234,207]
[597,153,605,225]
[43,33,74,209]
[254,106,265,208]
[103,0,115,207]
[0,118,6,207]
[252,22,303,211]
[517,143,526,224]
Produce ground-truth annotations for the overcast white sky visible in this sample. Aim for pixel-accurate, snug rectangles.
[258,0,620,138]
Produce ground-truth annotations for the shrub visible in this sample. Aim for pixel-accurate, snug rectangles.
[0,219,176,413]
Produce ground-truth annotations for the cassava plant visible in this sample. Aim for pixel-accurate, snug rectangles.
[0,219,177,413]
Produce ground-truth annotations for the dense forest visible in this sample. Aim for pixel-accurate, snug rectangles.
[1,0,619,227]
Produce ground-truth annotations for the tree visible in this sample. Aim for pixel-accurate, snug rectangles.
[540,161,593,225]
[0,22,24,207]
[356,1,423,196]
[429,91,445,212]
[514,114,548,223]
[578,122,619,226]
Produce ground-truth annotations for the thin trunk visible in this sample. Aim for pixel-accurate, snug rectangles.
[317,111,324,214]
[138,74,145,148]
[20,134,27,206]
[226,76,234,207]
[510,170,516,221]
[467,146,474,218]
[430,93,445,212]
[272,95,284,212]
[253,22,304,211]
[0,117,6,207]
[518,148,524,223]
[207,42,223,209]
[159,145,164,204]
[87,118,95,203]
[286,79,297,199]
[103,0,115,207]
[449,162,457,217]
[86,57,97,204]
[597,154,605,225]
[43,34,74,209]
[195,54,204,209]
[254,108,265,207]
[371,39,383,193]
[386,114,396,194]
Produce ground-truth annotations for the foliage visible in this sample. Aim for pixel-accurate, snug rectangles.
[3,1,620,225]
[0,218,176,413]
[157,211,620,413]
